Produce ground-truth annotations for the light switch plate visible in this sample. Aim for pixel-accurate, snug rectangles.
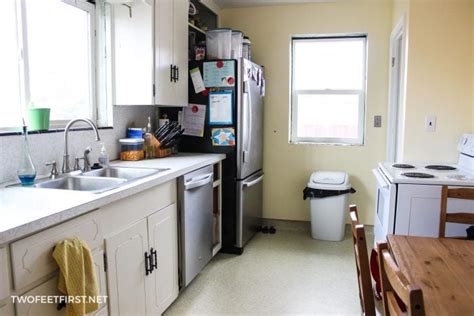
[425,116,436,132]
[374,115,382,128]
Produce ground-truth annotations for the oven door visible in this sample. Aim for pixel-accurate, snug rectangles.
[372,168,396,243]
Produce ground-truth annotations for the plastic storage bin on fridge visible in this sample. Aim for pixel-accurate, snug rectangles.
[307,171,352,241]
[231,31,243,59]
[206,28,232,59]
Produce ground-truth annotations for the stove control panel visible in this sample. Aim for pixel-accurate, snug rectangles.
[458,134,474,157]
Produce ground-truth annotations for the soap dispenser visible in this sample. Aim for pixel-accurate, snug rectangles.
[98,142,109,167]
[17,121,37,185]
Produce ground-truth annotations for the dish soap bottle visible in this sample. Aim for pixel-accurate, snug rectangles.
[98,143,109,167]
[17,121,36,185]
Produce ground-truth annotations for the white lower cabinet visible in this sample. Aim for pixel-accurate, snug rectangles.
[147,203,179,315]
[0,301,14,316]
[15,249,106,316]
[105,203,179,316]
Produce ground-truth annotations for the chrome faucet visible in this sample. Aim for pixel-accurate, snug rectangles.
[62,118,101,174]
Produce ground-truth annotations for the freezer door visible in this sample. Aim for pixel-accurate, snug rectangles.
[236,171,264,248]
[178,165,214,287]
[237,59,264,180]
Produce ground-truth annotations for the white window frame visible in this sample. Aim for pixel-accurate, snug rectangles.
[15,0,97,129]
[290,35,368,145]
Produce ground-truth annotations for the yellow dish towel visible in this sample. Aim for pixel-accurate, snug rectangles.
[52,237,99,316]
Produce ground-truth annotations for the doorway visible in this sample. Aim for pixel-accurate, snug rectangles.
[387,16,407,162]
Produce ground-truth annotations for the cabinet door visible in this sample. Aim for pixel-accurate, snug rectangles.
[146,203,179,315]
[172,0,189,106]
[154,0,175,106]
[105,219,149,316]
[113,0,154,105]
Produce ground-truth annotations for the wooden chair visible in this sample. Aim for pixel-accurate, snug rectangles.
[439,186,474,238]
[377,242,425,316]
[349,205,375,316]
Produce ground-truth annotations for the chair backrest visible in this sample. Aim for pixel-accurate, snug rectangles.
[349,205,375,316]
[377,242,425,316]
[439,186,474,238]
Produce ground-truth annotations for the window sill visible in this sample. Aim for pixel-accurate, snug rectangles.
[289,141,364,146]
[0,126,113,137]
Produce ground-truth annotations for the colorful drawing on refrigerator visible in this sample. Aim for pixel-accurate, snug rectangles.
[203,60,235,87]
[211,128,235,146]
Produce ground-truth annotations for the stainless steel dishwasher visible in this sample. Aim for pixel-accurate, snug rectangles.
[178,165,214,287]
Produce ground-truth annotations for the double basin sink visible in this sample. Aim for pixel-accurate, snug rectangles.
[32,166,169,194]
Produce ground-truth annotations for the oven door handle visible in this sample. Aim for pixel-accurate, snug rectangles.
[373,169,389,189]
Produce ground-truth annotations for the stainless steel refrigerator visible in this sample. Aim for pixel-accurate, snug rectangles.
[177,58,264,254]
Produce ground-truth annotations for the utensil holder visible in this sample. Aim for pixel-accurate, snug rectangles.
[151,135,173,158]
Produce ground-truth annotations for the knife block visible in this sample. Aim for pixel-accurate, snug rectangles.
[151,135,172,158]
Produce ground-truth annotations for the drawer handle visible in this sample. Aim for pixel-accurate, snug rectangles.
[57,299,66,311]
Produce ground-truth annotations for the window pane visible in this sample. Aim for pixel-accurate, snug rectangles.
[296,94,360,139]
[293,38,365,90]
[0,0,23,128]
[25,0,92,120]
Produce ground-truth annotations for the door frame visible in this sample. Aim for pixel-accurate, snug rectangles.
[386,15,408,162]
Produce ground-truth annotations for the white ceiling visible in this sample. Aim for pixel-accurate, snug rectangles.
[214,0,335,9]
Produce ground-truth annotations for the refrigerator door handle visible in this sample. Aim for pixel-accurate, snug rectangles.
[243,81,252,163]
[243,174,264,188]
[184,173,213,190]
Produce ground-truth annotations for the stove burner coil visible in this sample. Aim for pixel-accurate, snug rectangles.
[425,165,457,171]
[401,172,435,178]
[392,164,415,169]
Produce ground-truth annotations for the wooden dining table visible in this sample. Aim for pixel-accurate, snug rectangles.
[387,235,474,315]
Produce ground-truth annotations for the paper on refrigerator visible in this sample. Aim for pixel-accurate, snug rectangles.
[182,104,206,137]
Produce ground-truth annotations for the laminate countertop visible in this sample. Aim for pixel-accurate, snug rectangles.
[0,153,225,246]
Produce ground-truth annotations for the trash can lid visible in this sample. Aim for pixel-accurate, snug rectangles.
[308,171,351,190]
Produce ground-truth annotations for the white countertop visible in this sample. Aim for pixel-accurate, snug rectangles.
[0,153,225,246]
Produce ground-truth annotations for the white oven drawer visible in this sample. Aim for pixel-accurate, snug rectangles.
[11,211,103,291]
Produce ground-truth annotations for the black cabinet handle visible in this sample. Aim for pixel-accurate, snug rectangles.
[150,248,157,270]
[170,64,173,82]
[144,251,153,275]
[176,66,179,81]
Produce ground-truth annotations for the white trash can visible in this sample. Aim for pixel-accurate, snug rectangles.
[306,171,352,241]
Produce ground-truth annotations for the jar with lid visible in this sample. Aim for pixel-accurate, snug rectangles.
[119,138,144,161]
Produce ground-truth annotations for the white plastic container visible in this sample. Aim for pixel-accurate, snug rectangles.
[242,37,251,60]
[307,171,351,241]
[231,31,243,59]
[206,28,232,60]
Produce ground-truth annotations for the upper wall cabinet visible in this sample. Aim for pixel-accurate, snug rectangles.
[155,0,188,106]
[112,0,188,107]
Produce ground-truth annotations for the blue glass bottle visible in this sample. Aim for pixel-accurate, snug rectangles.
[17,123,36,185]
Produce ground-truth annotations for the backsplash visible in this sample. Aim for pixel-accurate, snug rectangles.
[0,106,158,184]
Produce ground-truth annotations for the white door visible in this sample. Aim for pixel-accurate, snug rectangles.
[113,0,154,105]
[105,219,149,316]
[154,0,175,106]
[386,16,407,162]
[146,203,179,315]
[172,0,189,106]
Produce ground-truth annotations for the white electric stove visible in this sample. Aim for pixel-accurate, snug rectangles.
[373,134,474,243]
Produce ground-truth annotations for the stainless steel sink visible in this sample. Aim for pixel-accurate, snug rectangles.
[81,166,168,180]
[33,176,126,193]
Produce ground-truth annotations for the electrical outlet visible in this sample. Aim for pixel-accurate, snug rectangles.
[425,116,436,132]
[374,115,382,128]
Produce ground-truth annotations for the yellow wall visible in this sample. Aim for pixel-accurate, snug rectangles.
[402,0,473,162]
[221,1,392,224]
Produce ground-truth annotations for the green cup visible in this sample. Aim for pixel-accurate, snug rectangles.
[27,108,50,131]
